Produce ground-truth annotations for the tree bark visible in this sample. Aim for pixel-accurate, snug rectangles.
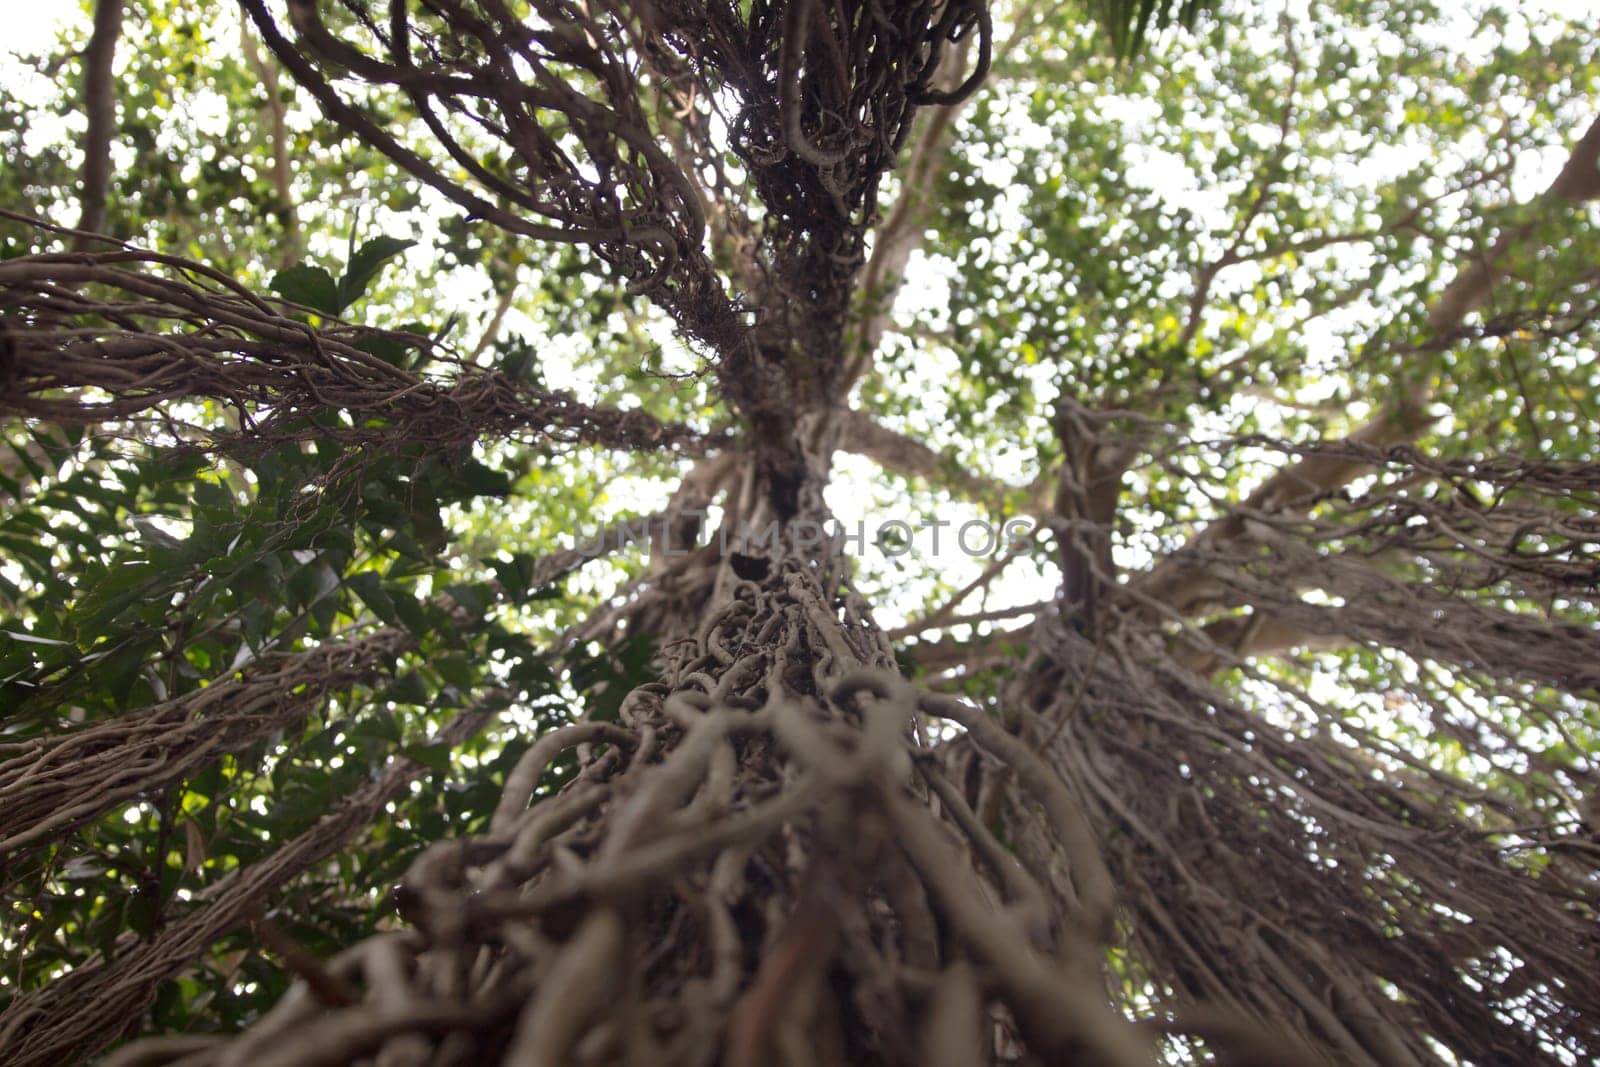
[240,19,301,268]
[72,0,123,249]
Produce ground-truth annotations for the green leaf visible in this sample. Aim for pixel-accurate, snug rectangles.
[1096,0,1213,59]
[442,582,489,619]
[386,670,430,706]
[355,322,431,369]
[1,629,72,647]
[490,553,533,596]
[390,593,431,637]
[434,653,475,690]
[338,237,415,311]
[449,461,513,499]
[347,571,399,624]
[503,346,532,381]
[402,742,452,773]
[270,265,341,316]
[407,491,448,554]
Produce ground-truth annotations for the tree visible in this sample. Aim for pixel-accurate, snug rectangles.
[1,0,1598,1064]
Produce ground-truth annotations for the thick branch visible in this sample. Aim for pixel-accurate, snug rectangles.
[842,89,966,392]
[0,705,497,1067]
[0,630,410,858]
[0,243,712,456]
[1171,611,1348,674]
[1051,398,1135,628]
[73,0,123,247]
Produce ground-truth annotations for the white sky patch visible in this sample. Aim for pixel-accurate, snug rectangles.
[4,4,80,164]
[3,2,74,57]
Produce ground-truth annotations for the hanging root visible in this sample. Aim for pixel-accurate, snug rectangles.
[90,557,1203,1067]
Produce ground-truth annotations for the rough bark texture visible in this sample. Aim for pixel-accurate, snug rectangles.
[72,0,124,247]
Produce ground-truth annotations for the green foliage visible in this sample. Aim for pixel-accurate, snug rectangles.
[270,235,414,317]
[0,402,627,1027]
[268,265,340,316]
[1094,0,1213,60]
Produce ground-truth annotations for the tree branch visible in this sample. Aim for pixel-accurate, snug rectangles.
[0,704,498,1067]
[840,1,1063,395]
[1170,611,1349,674]
[240,18,300,268]
[1138,115,1600,617]
[72,0,123,248]
[0,240,714,457]
[835,408,1048,510]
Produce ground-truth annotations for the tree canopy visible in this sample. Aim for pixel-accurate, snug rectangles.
[1,0,1598,1064]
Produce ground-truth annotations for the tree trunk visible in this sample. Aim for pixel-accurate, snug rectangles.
[80,418,1169,1067]
[72,0,123,248]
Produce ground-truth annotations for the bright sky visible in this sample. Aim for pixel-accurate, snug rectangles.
[6,3,73,55]
[12,0,1597,57]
